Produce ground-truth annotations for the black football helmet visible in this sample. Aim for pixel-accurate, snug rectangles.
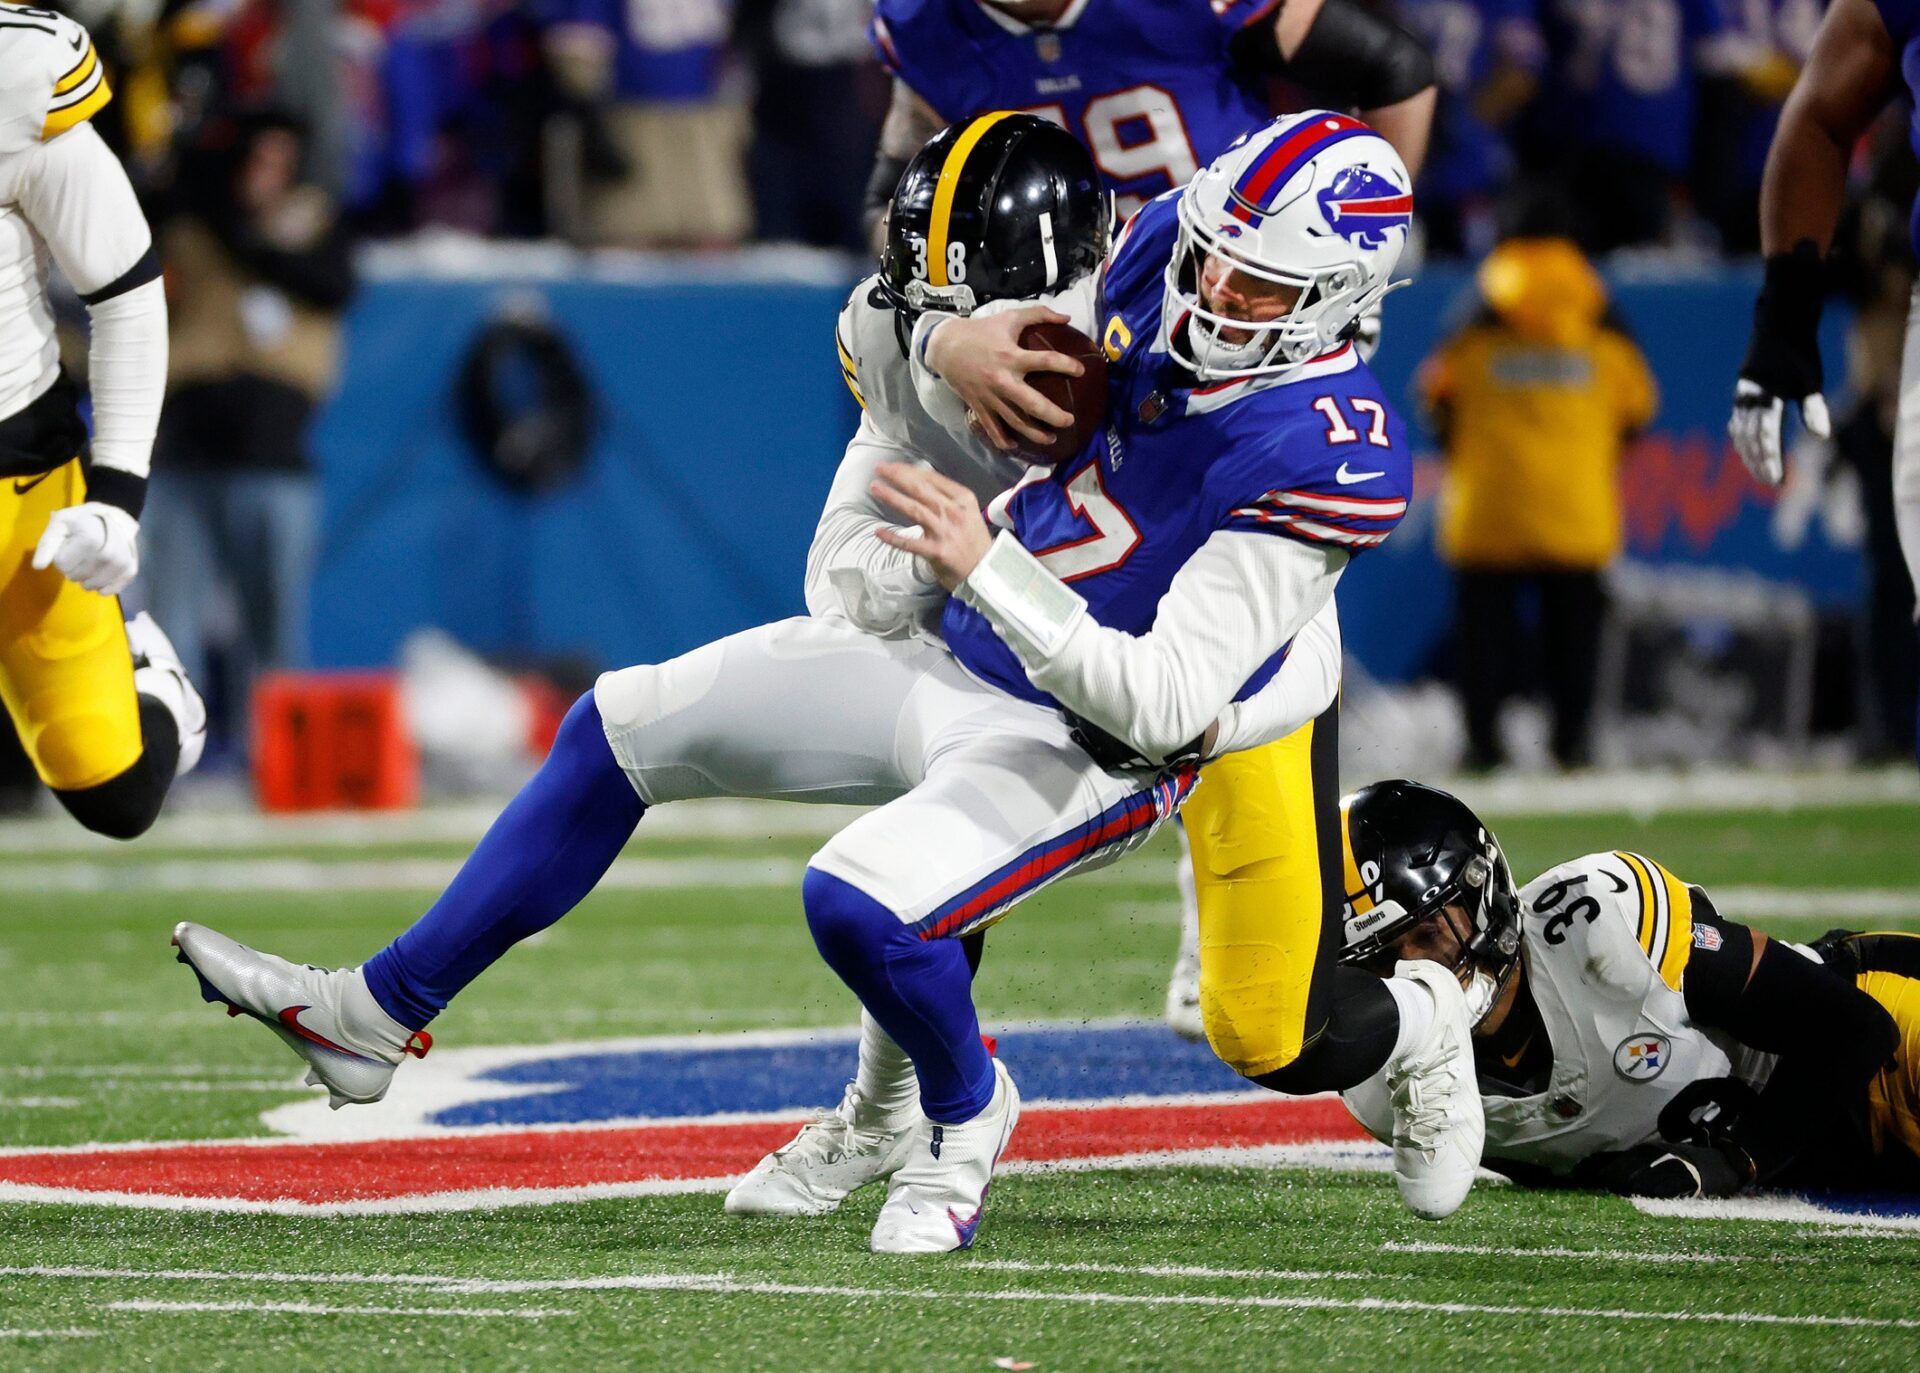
[876,111,1110,350]
[1335,779,1522,1026]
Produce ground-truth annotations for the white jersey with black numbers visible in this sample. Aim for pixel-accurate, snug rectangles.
[807,278,1030,638]
[1344,851,1774,1176]
[0,6,113,424]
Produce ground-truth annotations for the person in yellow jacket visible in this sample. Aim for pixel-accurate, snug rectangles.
[1419,234,1657,768]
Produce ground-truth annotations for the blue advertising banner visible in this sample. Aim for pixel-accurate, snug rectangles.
[309,258,1859,682]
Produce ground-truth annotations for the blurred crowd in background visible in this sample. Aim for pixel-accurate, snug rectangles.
[50,0,1888,259]
[3,0,1912,807]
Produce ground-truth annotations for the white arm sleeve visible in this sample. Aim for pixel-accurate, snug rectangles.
[14,123,165,485]
[1211,593,1343,755]
[907,270,1103,445]
[804,414,947,637]
[958,527,1347,762]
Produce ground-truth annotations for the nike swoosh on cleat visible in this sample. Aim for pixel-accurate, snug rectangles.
[948,1205,985,1248]
[1335,462,1386,485]
[277,1006,375,1061]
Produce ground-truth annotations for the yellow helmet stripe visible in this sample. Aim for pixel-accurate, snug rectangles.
[927,111,1017,288]
[1339,798,1374,915]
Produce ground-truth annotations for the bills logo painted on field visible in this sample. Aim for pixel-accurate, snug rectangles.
[0,1021,1381,1214]
[1315,166,1411,250]
[1613,1033,1671,1082]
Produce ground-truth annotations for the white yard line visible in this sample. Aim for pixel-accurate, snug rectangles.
[10,847,1915,926]
[0,1329,98,1339]
[963,1260,1389,1283]
[106,1299,569,1319]
[1,768,1910,859]
[1383,1241,1818,1265]
[1635,1195,1920,1233]
[10,1263,1917,1331]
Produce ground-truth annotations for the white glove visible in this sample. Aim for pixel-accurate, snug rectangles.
[1729,378,1830,488]
[32,501,140,596]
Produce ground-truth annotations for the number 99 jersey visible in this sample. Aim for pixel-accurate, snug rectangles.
[871,0,1282,218]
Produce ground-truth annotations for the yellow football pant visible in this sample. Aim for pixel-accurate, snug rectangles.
[1861,962,1920,1164]
[1182,703,1341,1078]
[0,459,143,791]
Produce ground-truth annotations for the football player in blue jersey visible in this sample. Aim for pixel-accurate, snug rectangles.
[861,0,1437,1049]
[862,0,1437,240]
[1728,0,1920,768]
[172,112,1485,1252]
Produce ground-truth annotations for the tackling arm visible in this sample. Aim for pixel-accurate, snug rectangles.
[806,417,945,636]
[958,526,1346,763]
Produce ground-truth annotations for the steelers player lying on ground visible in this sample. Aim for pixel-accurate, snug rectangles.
[726,112,1344,1220]
[1336,780,1918,1199]
[171,111,1484,1255]
[0,9,206,837]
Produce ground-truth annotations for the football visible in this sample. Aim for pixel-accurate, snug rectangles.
[1014,320,1109,466]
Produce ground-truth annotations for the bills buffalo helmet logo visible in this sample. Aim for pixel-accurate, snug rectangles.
[1316,166,1411,250]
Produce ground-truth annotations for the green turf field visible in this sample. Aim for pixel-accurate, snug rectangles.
[0,795,1917,1370]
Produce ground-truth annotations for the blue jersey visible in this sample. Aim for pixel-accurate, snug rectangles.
[940,194,1413,709]
[1536,0,1736,172]
[1400,0,1544,204]
[1874,0,1920,252]
[871,0,1280,216]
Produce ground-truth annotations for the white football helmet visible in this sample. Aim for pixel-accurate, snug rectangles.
[1163,110,1412,380]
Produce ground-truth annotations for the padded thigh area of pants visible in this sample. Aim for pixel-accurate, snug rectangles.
[593,616,961,806]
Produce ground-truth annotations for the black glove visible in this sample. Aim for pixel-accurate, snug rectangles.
[1573,1141,1749,1199]
[1730,239,1830,486]
[1065,711,1206,772]
[1657,1076,1761,1149]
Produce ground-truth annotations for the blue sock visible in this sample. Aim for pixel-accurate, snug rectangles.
[363,692,645,1030]
[802,867,995,1124]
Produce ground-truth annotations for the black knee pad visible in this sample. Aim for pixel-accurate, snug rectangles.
[51,695,179,840]
[1251,969,1400,1096]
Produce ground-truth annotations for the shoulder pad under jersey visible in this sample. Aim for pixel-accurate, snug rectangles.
[1520,851,1696,996]
[0,7,109,156]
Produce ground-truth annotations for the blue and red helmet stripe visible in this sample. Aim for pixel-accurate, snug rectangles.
[1228,113,1371,225]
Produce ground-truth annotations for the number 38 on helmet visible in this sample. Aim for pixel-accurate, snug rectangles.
[877,111,1112,350]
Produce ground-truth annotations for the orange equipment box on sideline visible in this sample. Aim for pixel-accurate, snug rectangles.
[253,672,419,812]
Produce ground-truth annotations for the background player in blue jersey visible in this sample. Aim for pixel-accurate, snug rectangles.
[1521,0,1755,252]
[1728,0,1920,768]
[170,112,1488,1255]
[861,0,1437,241]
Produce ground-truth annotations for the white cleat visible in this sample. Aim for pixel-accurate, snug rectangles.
[725,1083,918,1217]
[127,612,207,777]
[1165,844,1205,1042]
[171,921,427,1108]
[1164,948,1205,1043]
[870,1058,1020,1254]
[1386,959,1485,1220]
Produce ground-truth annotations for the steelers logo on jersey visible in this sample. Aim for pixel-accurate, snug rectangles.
[1612,1032,1671,1083]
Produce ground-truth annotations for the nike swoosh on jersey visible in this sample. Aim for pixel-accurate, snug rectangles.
[1335,463,1386,485]
[12,473,52,495]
